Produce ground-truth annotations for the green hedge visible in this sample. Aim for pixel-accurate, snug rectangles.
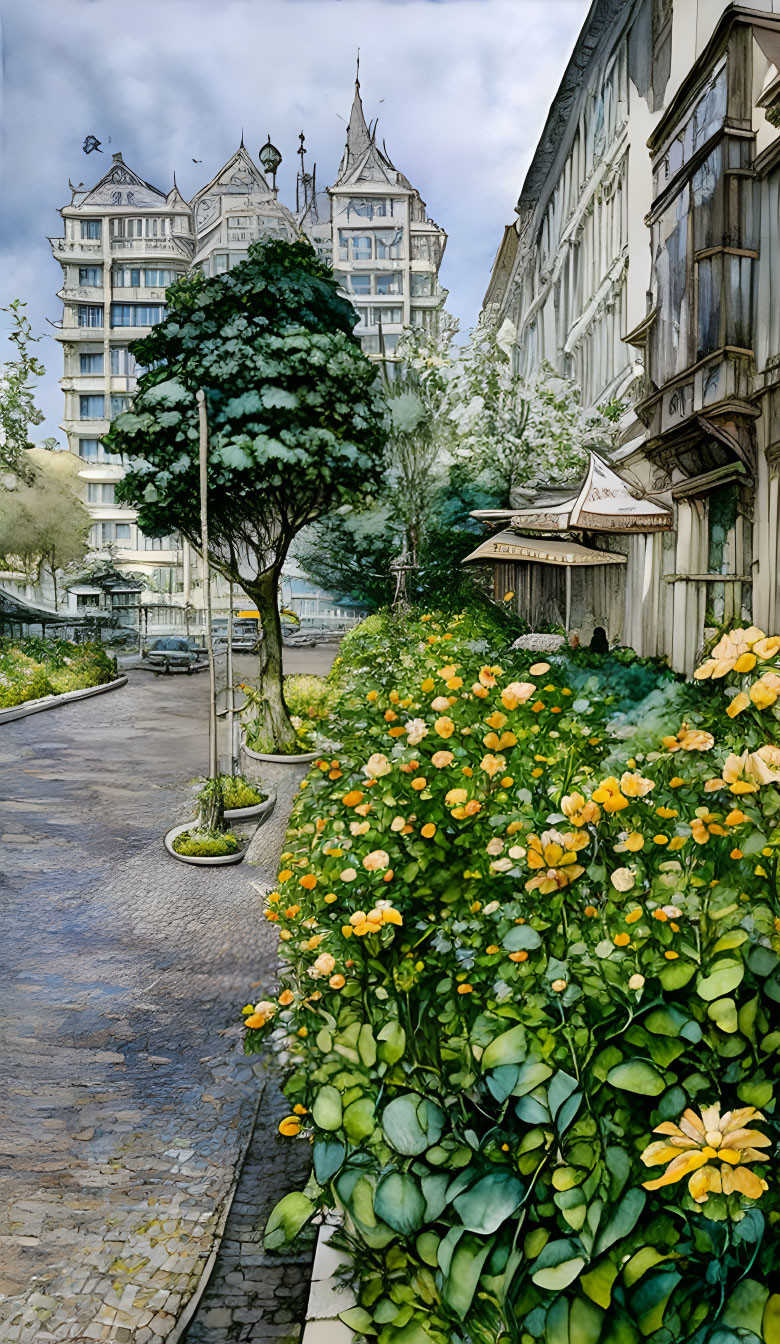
[0,638,116,710]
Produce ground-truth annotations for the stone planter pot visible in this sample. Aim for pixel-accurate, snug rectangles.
[224,787,277,822]
[164,821,248,866]
[240,734,320,765]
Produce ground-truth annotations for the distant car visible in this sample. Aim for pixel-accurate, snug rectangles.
[211,618,261,652]
[143,636,204,674]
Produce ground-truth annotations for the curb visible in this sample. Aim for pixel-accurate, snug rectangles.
[302,1221,355,1344]
[0,675,128,725]
[167,1075,267,1344]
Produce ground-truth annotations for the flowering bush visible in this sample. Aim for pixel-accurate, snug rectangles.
[243,612,780,1343]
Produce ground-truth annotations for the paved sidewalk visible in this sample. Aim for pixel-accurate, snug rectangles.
[0,671,309,1344]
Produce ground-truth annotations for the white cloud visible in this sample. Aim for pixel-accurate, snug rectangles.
[0,0,589,439]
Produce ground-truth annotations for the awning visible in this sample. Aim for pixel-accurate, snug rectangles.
[505,452,672,533]
[462,531,627,567]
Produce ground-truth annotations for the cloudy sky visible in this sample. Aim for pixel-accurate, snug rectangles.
[0,0,589,440]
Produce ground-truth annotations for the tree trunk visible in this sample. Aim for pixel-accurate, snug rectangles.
[242,567,298,753]
[198,782,225,833]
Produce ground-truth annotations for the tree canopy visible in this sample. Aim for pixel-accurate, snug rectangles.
[105,237,387,747]
[0,447,91,605]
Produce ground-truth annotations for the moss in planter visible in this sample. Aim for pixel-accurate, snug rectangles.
[220,775,267,810]
[172,830,241,857]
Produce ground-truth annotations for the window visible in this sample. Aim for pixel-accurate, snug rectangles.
[81,220,101,240]
[111,218,144,239]
[80,353,104,374]
[227,216,250,227]
[87,483,115,504]
[76,591,101,608]
[114,268,141,287]
[372,306,403,325]
[115,523,131,542]
[80,395,105,419]
[79,267,101,286]
[111,304,167,327]
[110,395,131,418]
[346,198,389,219]
[78,438,99,460]
[350,274,371,295]
[375,273,403,295]
[375,230,403,260]
[411,273,433,297]
[78,305,103,327]
[141,533,177,551]
[338,231,373,261]
[144,268,179,287]
[110,346,136,376]
[354,307,370,329]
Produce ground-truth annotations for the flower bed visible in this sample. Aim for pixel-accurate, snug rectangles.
[0,637,117,710]
[243,612,780,1342]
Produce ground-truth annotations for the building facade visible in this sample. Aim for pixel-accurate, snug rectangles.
[49,78,447,629]
[481,0,780,672]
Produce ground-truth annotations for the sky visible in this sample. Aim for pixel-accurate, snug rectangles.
[0,0,590,441]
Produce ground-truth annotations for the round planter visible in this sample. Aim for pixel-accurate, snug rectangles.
[224,787,277,822]
[240,734,320,765]
[164,821,247,866]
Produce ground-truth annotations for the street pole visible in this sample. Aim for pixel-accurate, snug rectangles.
[197,389,218,782]
[227,580,236,774]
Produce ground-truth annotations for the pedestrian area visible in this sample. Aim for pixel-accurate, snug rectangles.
[0,670,311,1343]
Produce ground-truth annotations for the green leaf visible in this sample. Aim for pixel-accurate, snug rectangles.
[606,1060,666,1096]
[312,1084,343,1132]
[707,997,739,1033]
[441,1232,495,1319]
[623,1247,673,1287]
[580,1259,618,1309]
[358,1024,377,1068]
[421,1173,450,1221]
[593,1188,646,1257]
[503,925,542,952]
[696,959,744,1001]
[722,1279,769,1335]
[263,1191,315,1249]
[532,1238,586,1292]
[513,1059,555,1096]
[569,1295,604,1344]
[658,959,696,990]
[382,1094,444,1156]
[764,1294,780,1344]
[737,1078,774,1107]
[339,1306,376,1334]
[343,1097,377,1143]
[312,1138,346,1185]
[377,1020,406,1064]
[416,1231,440,1267]
[481,1024,529,1070]
[633,1270,681,1336]
[452,1171,525,1234]
[374,1172,426,1235]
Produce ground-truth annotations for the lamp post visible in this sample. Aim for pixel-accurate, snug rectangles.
[197,389,218,782]
[259,136,283,194]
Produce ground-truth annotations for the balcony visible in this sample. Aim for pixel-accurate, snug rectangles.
[111,236,194,259]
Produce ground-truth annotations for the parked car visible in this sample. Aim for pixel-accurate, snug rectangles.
[211,618,261,652]
[143,636,205,674]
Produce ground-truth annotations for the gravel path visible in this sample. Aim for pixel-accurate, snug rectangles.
[0,663,319,1344]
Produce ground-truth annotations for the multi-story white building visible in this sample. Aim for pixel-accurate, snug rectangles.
[479,0,780,672]
[50,79,447,628]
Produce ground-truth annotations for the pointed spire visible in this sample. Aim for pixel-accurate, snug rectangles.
[344,54,372,166]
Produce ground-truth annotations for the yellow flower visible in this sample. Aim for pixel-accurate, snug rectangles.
[662,723,715,752]
[613,932,631,946]
[620,771,655,798]
[486,710,508,730]
[611,867,635,892]
[503,590,515,601]
[313,952,336,976]
[750,678,779,710]
[694,627,767,679]
[479,665,502,687]
[551,978,567,992]
[279,1116,302,1137]
[525,829,587,894]
[501,681,536,710]
[480,753,506,778]
[362,849,390,871]
[445,788,468,807]
[727,692,751,718]
[641,1103,770,1204]
[529,661,551,676]
[432,750,454,768]
[434,716,455,738]
[561,792,601,826]
[753,635,780,660]
[592,777,629,813]
[363,752,392,779]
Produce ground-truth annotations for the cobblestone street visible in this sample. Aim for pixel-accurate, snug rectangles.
[0,655,331,1343]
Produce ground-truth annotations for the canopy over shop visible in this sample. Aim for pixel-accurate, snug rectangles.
[464,453,672,644]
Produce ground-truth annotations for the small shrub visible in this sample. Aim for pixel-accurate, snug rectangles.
[172,829,241,857]
[283,673,335,722]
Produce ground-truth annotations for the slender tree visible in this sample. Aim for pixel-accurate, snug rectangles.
[105,238,386,750]
[0,301,47,483]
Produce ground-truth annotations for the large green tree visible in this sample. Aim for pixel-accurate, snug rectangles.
[0,447,90,606]
[105,238,386,749]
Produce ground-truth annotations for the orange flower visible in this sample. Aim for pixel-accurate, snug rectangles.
[486,710,508,730]
[421,823,436,838]
[329,974,346,989]
[480,753,506,778]
[641,1103,770,1204]
[561,792,600,826]
[411,776,427,791]
[525,828,588,894]
[278,989,294,1006]
[431,750,454,768]
[472,683,490,699]
[362,849,390,871]
[613,932,631,946]
[342,790,364,807]
[300,874,317,890]
[434,716,455,738]
[457,983,474,994]
[501,681,536,710]
[278,1116,302,1137]
[278,869,293,882]
[479,665,502,687]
